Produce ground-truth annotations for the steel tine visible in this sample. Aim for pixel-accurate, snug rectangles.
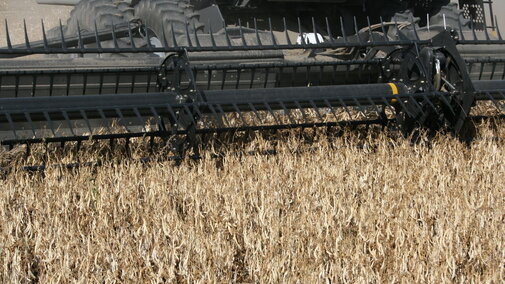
[41,19,49,50]
[353,16,362,45]
[31,75,37,97]
[279,101,296,125]
[407,96,426,117]
[484,91,502,110]
[495,16,503,40]
[437,93,456,115]
[365,97,381,115]
[23,19,31,49]
[115,108,130,132]
[324,17,334,43]
[184,21,193,47]
[351,97,368,118]
[340,17,347,43]
[130,73,136,93]
[427,13,430,34]
[263,68,270,88]
[65,73,71,96]
[149,106,164,132]
[192,105,208,128]
[238,19,247,46]
[269,18,277,46]
[43,111,57,136]
[490,62,497,80]
[223,23,232,48]
[264,102,282,125]
[209,21,217,47]
[283,17,293,45]
[192,21,201,47]
[14,76,19,97]
[471,19,478,41]
[24,112,37,137]
[294,101,308,123]
[215,104,231,126]
[208,104,225,128]
[110,20,120,49]
[207,68,213,89]
[183,105,199,125]
[394,96,415,118]
[254,18,262,46]
[379,16,388,42]
[4,20,12,49]
[421,94,441,116]
[366,16,374,44]
[232,103,248,126]
[323,99,339,120]
[298,17,306,46]
[94,21,102,50]
[393,16,400,39]
[80,110,93,135]
[97,109,113,134]
[221,69,227,90]
[380,95,396,111]
[171,22,178,47]
[309,100,324,121]
[248,102,263,124]
[76,21,85,50]
[249,68,256,89]
[235,68,242,89]
[146,27,153,51]
[336,97,353,120]
[133,107,147,132]
[62,111,76,136]
[498,91,505,106]
[165,105,179,133]
[311,17,320,45]
[5,113,18,141]
[502,63,505,80]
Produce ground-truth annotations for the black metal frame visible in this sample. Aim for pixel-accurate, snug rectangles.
[1,14,505,158]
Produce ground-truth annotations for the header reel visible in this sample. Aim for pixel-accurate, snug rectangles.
[1,0,505,163]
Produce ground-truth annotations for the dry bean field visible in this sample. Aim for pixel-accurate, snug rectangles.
[0,122,504,283]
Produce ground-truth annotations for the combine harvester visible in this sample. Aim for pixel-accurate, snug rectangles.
[0,0,505,160]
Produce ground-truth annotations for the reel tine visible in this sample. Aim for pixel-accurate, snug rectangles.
[279,101,297,125]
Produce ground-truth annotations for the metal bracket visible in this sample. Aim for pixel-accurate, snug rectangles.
[157,51,203,157]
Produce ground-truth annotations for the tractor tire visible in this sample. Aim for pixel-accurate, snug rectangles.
[65,0,134,36]
[429,2,470,31]
[133,0,204,47]
[61,0,135,57]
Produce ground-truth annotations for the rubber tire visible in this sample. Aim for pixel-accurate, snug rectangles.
[60,0,135,57]
[65,0,134,35]
[134,0,204,47]
[429,2,470,30]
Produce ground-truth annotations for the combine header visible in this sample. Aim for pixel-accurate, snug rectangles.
[1,0,505,158]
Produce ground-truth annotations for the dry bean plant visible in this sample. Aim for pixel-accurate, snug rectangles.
[0,122,504,283]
